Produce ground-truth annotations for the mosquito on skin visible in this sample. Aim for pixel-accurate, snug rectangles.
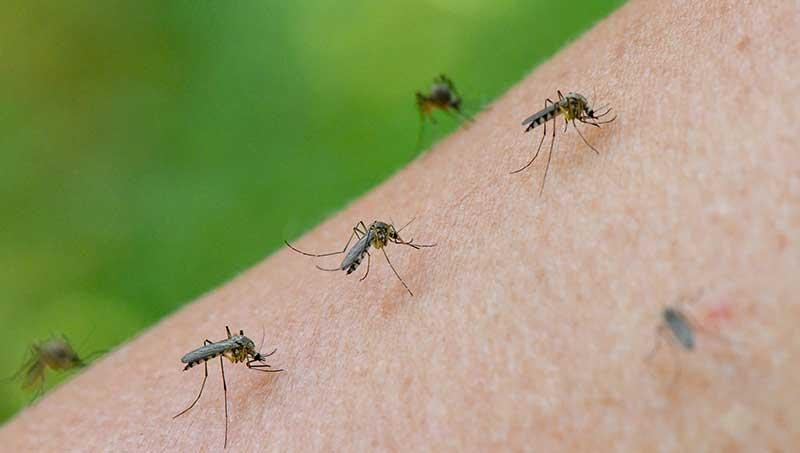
[284,219,435,296]
[512,90,616,194]
[644,306,699,386]
[173,326,283,449]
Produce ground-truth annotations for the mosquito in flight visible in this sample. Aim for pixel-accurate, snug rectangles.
[284,219,436,296]
[6,335,104,397]
[415,74,472,150]
[512,90,616,194]
[173,326,283,449]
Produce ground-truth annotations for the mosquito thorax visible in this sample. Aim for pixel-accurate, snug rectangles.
[430,84,452,103]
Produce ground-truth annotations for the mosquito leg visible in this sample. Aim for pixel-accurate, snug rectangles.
[359,251,371,281]
[3,354,36,383]
[511,98,553,174]
[284,221,365,258]
[454,107,474,124]
[444,107,473,124]
[645,326,665,363]
[573,119,600,154]
[539,109,558,195]
[220,356,228,449]
[669,342,682,388]
[33,381,44,402]
[415,113,426,151]
[381,248,413,296]
[173,351,211,419]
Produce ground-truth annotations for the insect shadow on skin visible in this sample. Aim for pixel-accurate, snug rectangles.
[415,74,474,152]
[4,334,105,400]
[173,326,283,449]
[645,295,736,387]
[512,90,616,195]
[284,219,436,296]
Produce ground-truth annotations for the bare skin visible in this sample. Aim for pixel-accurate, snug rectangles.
[1,0,798,450]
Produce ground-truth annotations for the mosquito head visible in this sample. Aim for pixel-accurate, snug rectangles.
[367,221,391,248]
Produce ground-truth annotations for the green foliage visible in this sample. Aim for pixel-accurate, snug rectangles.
[0,0,625,422]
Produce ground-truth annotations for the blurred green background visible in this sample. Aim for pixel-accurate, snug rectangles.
[0,0,624,422]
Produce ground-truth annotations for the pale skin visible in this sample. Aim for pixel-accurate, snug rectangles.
[2,0,799,450]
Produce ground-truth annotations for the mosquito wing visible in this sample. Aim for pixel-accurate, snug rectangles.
[181,339,238,364]
[340,230,373,272]
[521,104,558,127]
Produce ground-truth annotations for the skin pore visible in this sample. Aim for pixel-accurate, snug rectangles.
[1,0,798,450]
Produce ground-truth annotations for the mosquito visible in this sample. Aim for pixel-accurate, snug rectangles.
[512,90,616,194]
[6,335,104,397]
[284,219,436,296]
[173,326,283,449]
[645,306,699,385]
[415,74,472,150]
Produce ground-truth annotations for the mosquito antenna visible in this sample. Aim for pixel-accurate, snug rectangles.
[72,322,100,357]
[258,326,266,354]
[381,248,413,296]
[592,107,615,120]
[592,103,610,115]
[396,217,416,234]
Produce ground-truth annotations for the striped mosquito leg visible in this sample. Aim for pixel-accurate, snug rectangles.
[539,105,558,195]
[511,98,554,174]
[220,355,228,449]
[174,340,213,418]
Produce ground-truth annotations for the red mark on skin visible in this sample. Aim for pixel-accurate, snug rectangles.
[704,302,734,330]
